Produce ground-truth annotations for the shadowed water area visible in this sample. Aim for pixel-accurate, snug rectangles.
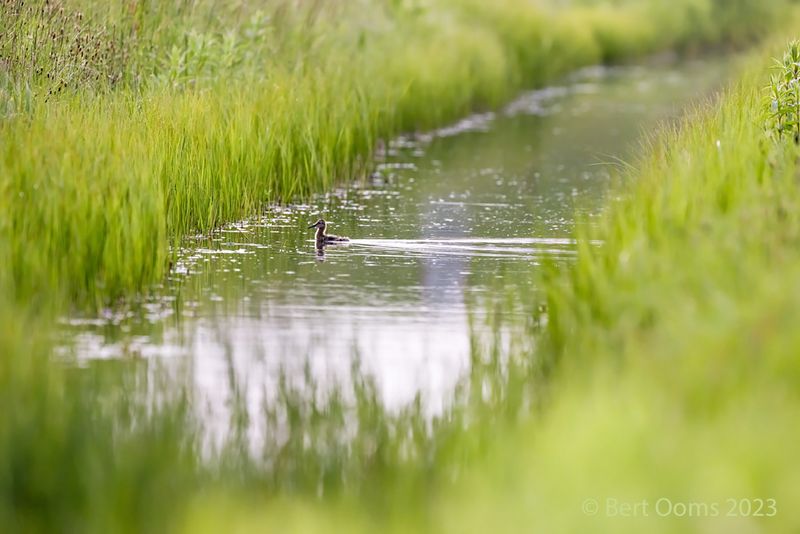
[61,56,737,427]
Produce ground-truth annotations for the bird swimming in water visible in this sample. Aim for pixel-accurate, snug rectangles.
[308,219,349,247]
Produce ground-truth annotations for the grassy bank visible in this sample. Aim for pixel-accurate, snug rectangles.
[511,40,800,531]
[1,0,789,306]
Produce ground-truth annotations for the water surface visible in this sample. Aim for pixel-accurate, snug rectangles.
[62,56,737,423]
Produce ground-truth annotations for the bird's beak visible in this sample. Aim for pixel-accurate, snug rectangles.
[308,223,317,229]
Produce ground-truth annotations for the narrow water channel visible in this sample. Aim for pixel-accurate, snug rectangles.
[61,56,737,426]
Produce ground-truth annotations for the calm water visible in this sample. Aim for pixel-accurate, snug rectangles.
[61,57,736,424]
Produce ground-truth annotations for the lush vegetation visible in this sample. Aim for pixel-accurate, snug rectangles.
[514,38,800,532]
[2,0,800,532]
[1,0,790,306]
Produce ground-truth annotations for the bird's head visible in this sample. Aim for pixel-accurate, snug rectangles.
[308,219,326,231]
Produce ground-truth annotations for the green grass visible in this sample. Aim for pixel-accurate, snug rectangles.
[424,41,800,532]
[0,303,201,533]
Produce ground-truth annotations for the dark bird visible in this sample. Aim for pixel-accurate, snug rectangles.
[308,219,349,247]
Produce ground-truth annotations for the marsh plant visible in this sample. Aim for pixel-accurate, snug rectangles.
[767,40,800,143]
[0,0,132,99]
